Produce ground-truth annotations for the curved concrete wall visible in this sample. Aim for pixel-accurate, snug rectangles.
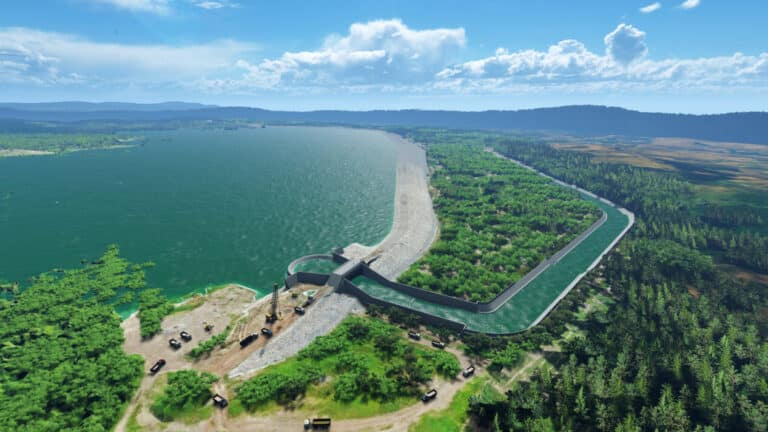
[286,254,337,276]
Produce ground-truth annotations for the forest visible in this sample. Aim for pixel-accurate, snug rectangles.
[0,246,149,432]
[397,129,768,431]
[398,141,599,302]
[0,132,137,154]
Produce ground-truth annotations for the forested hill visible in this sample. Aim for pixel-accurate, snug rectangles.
[1,104,768,144]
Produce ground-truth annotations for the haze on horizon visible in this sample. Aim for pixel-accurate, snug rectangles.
[1,0,767,114]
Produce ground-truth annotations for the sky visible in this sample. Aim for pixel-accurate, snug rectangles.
[1,0,766,113]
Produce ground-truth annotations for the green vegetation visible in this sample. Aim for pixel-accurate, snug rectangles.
[0,246,148,432]
[187,326,231,359]
[398,141,599,301]
[150,370,218,422]
[235,316,461,414]
[395,130,768,431]
[137,288,174,338]
[0,132,139,154]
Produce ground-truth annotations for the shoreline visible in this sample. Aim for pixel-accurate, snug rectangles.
[343,131,439,279]
[228,130,438,377]
[0,144,137,159]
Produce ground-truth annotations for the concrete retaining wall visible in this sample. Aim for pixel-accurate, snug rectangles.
[360,265,482,311]
[286,254,337,276]
[479,210,607,312]
[338,279,467,332]
[285,272,330,288]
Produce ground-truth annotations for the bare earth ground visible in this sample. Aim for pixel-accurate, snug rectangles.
[115,283,329,432]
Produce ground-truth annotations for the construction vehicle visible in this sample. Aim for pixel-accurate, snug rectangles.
[304,418,331,429]
[265,282,282,323]
[239,333,259,348]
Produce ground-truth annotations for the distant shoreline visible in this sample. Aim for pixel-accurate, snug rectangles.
[0,144,136,158]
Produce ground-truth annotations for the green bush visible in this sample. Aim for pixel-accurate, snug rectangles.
[150,370,218,422]
[138,288,174,338]
[237,365,322,407]
[187,327,230,359]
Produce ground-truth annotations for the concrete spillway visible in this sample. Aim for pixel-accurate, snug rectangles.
[286,156,635,335]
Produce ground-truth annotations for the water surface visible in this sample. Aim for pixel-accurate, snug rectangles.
[0,127,396,303]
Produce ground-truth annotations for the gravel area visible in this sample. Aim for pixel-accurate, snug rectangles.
[228,292,364,378]
[229,131,438,378]
[345,132,438,279]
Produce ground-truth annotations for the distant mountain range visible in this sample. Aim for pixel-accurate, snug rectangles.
[1,102,767,144]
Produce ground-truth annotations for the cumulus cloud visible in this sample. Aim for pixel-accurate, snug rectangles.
[604,24,648,65]
[3,19,766,101]
[89,0,171,14]
[435,23,767,95]
[0,27,256,86]
[234,19,465,88]
[640,2,662,13]
[680,0,701,9]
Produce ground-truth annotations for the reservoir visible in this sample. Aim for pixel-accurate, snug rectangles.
[0,127,397,303]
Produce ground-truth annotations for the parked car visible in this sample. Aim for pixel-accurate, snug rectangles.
[261,327,273,337]
[239,333,259,348]
[169,338,182,349]
[421,389,437,402]
[180,330,192,341]
[462,366,476,378]
[149,359,166,375]
[408,331,421,340]
[294,306,306,315]
[212,394,228,408]
[431,340,446,349]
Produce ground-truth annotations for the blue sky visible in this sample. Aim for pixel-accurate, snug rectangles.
[1,0,766,113]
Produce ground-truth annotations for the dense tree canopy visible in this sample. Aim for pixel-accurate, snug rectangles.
[0,246,147,432]
[399,140,599,301]
[398,130,768,431]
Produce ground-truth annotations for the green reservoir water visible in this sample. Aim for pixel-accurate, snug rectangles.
[0,127,397,305]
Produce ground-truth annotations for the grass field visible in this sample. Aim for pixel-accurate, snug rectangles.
[554,136,768,209]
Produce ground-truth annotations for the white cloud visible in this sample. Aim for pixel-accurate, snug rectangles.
[435,24,767,96]
[89,0,171,14]
[680,0,700,9]
[234,19,465,88]
[0,27,257,86]
[3,19,766,103]
[604,24,648,65]
[640,2,662,13]
[194,1,238,9]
